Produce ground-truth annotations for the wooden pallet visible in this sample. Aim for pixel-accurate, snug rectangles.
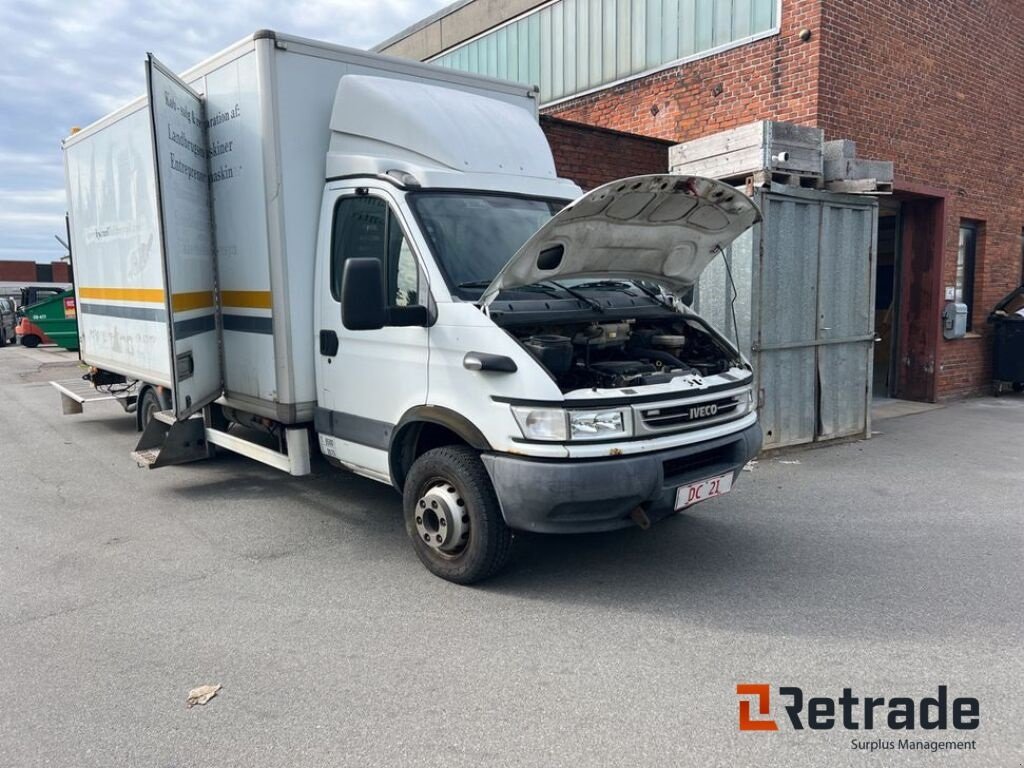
[669,120,825,183]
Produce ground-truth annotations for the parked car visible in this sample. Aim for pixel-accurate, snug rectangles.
[0,297,16,346]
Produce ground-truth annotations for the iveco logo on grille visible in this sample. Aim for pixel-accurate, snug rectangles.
[689,403,719,420]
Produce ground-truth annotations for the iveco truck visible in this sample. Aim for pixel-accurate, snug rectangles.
[62,31,762,583]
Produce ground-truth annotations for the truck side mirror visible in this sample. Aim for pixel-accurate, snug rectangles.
[341,258,386,331]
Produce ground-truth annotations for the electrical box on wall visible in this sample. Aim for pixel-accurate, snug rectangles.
[943,302,968,339]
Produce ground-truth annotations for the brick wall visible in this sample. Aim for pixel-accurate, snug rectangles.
[0,261,71,283]
[818,0,1024,398]
[541,116,673,191]
[544,0,1023,399]
[0,261,38,282]
[50,262,70,283]
[544,0,822,142]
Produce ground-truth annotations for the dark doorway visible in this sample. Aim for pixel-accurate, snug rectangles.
[873,203,901,396]
[891,193,945,402]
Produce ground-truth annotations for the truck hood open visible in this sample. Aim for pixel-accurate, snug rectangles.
[479,174,761,308]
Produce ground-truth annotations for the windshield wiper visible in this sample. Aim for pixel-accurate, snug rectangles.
[545,280,605,313]
[631,280,677,310]
[457,280,493,289]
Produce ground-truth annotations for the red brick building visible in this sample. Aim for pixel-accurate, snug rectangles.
[380,0,1023,400]
[0,260,70,283]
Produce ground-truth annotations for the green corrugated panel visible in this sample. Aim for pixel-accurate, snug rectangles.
[679,0,697,56]
[631,0,646,72]
[615,0,631,78]
[433,0,778,103]
[563,0,577,96]
[696,0,714,51]
[540,6,553,98]
[734,0,752,38]
[496,26,508,79]
[602,0,616,82]
[527,13,541,88]
[589,0,603,88]
[714,0,734,47]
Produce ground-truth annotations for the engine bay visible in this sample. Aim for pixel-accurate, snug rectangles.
[508,315,743,392]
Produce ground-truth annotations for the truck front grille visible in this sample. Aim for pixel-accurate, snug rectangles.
[640,395,740,430]
[632,388,750,437]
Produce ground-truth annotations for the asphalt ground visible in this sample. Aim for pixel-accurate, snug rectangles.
[0,344,1021,767]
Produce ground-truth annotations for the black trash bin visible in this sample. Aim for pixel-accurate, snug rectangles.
[988,285,1024,395]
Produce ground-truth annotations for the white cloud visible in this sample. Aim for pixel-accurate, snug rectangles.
[0,0,450,262]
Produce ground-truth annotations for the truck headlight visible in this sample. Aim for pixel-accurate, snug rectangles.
[511,407,568,441]
[511,406,633,441]
[568,409,631,440]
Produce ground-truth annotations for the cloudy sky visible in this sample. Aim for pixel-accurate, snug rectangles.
[0,0,448,263]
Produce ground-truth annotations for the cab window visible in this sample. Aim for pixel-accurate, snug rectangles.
[330,196,420,308]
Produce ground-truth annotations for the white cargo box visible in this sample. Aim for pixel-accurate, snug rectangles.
[64,31,539,423]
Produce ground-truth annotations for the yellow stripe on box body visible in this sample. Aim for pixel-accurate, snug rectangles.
[80,287,265,312]
[221,290,272,309]
[170,291,215,312]
[79,287,165,303]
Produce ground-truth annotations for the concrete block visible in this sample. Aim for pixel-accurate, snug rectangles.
[824,158,894,182]
[824,139,857,162]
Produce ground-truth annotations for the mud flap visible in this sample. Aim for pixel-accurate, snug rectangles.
[131,414,210,468]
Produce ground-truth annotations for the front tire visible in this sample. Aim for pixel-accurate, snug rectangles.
[403,446,513,584]
[20,334,39,348]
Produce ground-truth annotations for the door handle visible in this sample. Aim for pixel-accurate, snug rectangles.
[319,329,339,356]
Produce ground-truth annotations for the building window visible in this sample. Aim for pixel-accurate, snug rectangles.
[956,222,979,331]
[431,0,780,105]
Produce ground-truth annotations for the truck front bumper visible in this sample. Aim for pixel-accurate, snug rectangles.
[481,421,762,534]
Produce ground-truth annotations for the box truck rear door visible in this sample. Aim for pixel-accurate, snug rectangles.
[146,54,222,419]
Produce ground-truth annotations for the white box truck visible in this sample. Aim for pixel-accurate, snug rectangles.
[62,31,762,583]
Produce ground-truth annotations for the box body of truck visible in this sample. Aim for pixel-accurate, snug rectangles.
[64,32,541,424]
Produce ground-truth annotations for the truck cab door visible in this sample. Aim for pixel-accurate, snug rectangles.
[314,186,430,482]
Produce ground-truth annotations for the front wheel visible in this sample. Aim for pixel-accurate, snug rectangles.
[403,446,513,584]
[20,334,39,348]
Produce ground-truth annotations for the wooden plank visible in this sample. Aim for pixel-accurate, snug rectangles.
[669,120,823,181]
[670,147,764,178]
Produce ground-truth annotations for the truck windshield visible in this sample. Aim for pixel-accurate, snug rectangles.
[408,192,567,300]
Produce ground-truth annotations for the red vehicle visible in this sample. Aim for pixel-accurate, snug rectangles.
[16,316,55,348]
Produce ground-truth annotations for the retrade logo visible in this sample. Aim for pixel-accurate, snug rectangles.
[737,684,778,731]
[736,684,979,732]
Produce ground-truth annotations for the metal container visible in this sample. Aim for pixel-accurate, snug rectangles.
[17,290,79,351]
[693,184,878,449]
[988,286,1024,394]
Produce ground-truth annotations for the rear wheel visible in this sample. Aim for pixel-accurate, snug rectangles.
[403,446,513,584]
[20,334,39,348]
[139,388,163,430]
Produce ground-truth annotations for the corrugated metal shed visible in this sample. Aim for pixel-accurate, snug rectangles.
[694,183,878,449]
